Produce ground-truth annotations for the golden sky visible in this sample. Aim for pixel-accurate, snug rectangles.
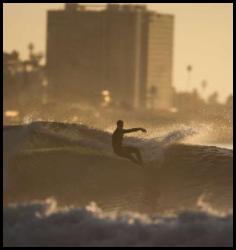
[3,3,233,102]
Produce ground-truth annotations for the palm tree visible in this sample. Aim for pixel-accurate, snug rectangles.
[186,65,193,92]
[149,85,157,109]
[28,43,34,60]
[201,79,208,99]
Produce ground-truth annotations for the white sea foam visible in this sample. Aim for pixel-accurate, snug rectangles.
[3,198,232,247]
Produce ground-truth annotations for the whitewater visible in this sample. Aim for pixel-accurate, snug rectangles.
[3,121,233,247]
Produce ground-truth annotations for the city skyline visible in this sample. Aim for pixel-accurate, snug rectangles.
[3,3,233,102]
[46,4,174,110]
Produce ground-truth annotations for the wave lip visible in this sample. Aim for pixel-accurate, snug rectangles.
[3,199,233,247]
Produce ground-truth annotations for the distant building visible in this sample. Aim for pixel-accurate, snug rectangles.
[46,3,174,110]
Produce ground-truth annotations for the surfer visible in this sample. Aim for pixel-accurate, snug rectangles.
[112,120,147,166]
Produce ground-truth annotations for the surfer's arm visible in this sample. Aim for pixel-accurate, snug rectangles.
[123,128,147,134]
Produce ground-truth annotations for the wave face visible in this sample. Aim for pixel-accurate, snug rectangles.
[4,121,232,214]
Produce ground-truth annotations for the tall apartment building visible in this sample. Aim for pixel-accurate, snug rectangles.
[46,3,174,110]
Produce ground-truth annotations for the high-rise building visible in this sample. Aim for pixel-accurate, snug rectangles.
[46,4,174,110]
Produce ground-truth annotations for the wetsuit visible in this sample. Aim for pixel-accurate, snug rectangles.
[112,128,143,165]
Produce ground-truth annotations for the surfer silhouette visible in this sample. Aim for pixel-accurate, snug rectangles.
[112,120,147,166]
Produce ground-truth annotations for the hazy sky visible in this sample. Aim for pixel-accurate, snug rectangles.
[3,3,233,102]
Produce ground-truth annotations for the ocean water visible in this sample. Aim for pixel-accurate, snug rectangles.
[202,143,233,150]
[3,121,233,247]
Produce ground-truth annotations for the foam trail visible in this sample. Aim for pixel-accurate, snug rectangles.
[126,127,197,162]
[160,128,197,146]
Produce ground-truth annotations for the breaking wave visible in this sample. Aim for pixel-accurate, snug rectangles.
[3,198,233,247]
[4,121,232,214]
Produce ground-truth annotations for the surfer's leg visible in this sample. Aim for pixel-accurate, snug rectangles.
[123,146,143,165]
[126,154,140,165]
[117,147,139,165]
[130,147,143,165]
[134,148,143,165]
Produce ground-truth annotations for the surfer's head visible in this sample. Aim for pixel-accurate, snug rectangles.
[117,120,124,129]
